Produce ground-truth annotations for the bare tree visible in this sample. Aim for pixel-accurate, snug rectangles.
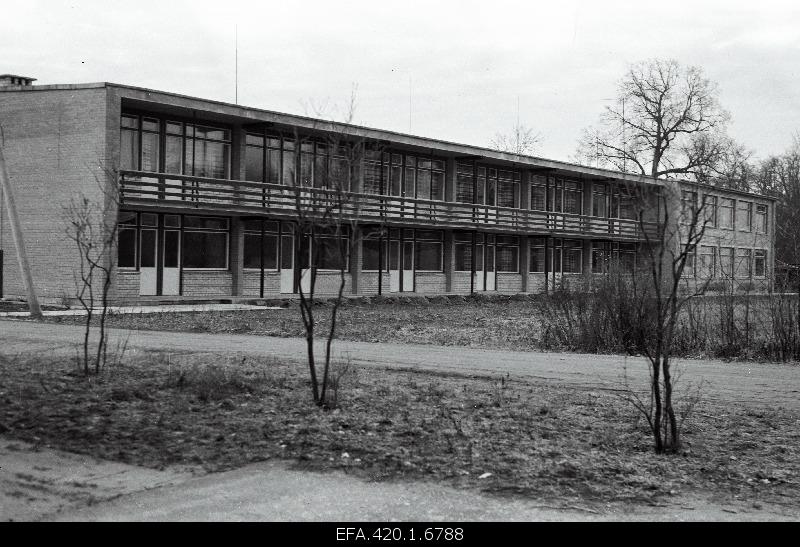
[63,167,119,376]
[578,59,732,179]
[489,122,540,156]
[290,86,373,407]
[620,181,712,452]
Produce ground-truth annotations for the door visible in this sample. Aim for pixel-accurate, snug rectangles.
[486,237,496,291]
[139,228,158,296]
[389,240,400,293]
[280,233,294,293]
[402,240,414,292]
[162,229,180,296]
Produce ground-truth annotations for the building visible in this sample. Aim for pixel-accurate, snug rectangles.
[0,76,776,304]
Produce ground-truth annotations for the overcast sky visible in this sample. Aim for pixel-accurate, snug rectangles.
[2,0,799,163]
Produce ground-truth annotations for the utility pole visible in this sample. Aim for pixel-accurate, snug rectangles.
[0,141,43,319]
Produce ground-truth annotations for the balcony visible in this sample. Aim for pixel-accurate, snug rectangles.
[119,170,658,241]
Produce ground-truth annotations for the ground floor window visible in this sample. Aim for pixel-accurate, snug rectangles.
[736,248,752,278]
[183,216,229,269]
[754,249,767,277]
[529,237,546,273]
[698,245,716,279]
[117,211,138,269]
[414,230,443,271]
[242,219,279,270]
[719,247,735,278]
[553,239,583,274]
[495,236,519,272]
[454,232,484,272]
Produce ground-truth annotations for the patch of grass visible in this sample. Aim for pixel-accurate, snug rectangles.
[1,350,798,509]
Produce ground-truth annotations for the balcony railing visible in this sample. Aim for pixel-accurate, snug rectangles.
[119,170,658,240]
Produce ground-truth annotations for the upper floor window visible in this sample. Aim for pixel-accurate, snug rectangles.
[120,114,160,172]
[530,176,547,211]
[458,163,520,207]
[755,204,768,233]
[737,201,752,232]
[703,195,718,228]
[365,152,445,200]
[681,190,698,218]
[551,178,583,215]
[592,183,608,217]
[754,249,767,277]
[718,198,734,229]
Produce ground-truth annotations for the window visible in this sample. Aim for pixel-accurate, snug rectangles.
[314,229,350,270]
[617,243,637,272]
[455,162,474,204]
[754,249,767,277]
[591,241,609,273]
[737,201,752,232]
[495,236,519,272]
[117,211,137,269]
[414,230,443,271]
[242,219,279,270]
[755,204,768,234]
[496,170,519,208]
[183,216,229,269]
[719,247,735,278]
[366,152,446,200]
[552,239,583,274]
[530,176,547,211]
[736,248,752,279]
[718,198,734,229]
[530,237,546,273]
[120,115,160,172]
[699,246,716,278]
[592,184,608,217]
[562,181,583,215]
[454,232,481,272]
[703,195,718,228]
[185,124,231,179]
[362,228,388,271]
[683,246,696,277]
[681,190,698,217]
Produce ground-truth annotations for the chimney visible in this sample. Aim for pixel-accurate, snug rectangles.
[0,74,37,87]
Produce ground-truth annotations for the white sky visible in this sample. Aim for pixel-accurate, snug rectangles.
[2,0,799,162]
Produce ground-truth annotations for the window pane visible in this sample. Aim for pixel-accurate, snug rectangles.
[165,136,183,174]
[140,230,157,268]
[184,232,228,268]
[163,231,180,268]
[120,129,138,170]
[118,211,137,225]
[415,242,442,271]
[141,132,159,172]
[245,146,264,182]
[117,228,137,268]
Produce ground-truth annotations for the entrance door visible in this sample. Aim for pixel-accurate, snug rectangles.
[139,228,158,296]
[402,239,414,292]
[280,232,294,293]
[485,236,497,291]
[162,229,181,296]
[389,240,400,293]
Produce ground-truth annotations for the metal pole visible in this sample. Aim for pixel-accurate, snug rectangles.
[0,144,43,318]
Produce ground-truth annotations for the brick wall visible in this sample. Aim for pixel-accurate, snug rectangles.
[1,87,110,302]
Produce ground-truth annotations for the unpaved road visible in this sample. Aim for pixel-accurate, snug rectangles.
[1,319,799,410]
[2,437,794,522]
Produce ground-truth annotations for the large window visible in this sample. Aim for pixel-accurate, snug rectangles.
[718,198,734,229]
[454,232,483,272]
[530,176,547,211]
[495,236,519,273]
[365,152,445,200]
[455,162,474,204]
[592,183,608,217]
[121,115,160,172]
[456,163,519,207]
[313,229,350,270]
[553,239,583,274]
[242,219,279,270]
[698,245,716,278]
[183,216,229,269]
[755,204,768,233]
[719,247,735,278]
[736,248,752,279]
[414,230,443,271]
[530,237,546,273]
[738,201,752,232]
[703,195,718,228]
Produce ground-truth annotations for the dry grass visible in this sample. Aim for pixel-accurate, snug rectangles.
[1,350,798,510]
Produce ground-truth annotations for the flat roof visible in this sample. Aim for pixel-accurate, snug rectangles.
[0,80,776,201]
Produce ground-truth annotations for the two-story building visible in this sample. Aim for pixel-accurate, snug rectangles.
[0,75,776,303]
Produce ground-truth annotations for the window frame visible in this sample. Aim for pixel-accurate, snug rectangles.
[182,215,230,271]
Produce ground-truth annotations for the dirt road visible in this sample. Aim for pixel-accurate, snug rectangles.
[1,319,798,410]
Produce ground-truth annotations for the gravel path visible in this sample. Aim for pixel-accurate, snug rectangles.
[1,319,798,410]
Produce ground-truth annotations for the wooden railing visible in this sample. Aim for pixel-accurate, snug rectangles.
[119,170,658,240]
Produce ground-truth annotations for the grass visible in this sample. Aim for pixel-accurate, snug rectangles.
[1,349,798,510]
